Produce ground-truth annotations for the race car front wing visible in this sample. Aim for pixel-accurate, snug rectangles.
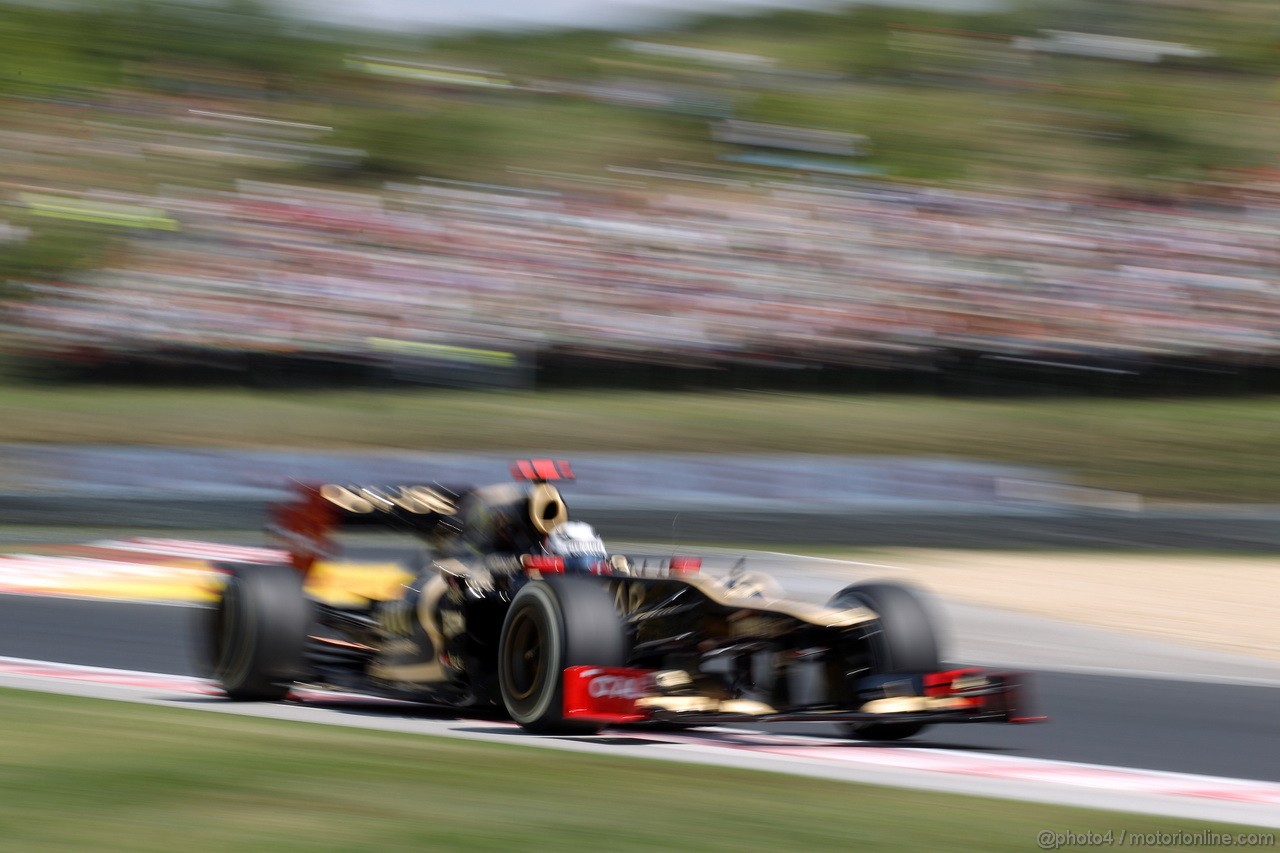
[562,665,1045,727]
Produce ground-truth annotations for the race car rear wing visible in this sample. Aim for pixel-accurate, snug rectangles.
[268,481,463,573]
[267,459,576,573]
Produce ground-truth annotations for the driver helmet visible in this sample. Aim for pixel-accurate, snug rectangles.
[544,521,609,574]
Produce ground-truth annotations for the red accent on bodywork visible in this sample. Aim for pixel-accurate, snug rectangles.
[269,484,337,575]
[923,668,1046,722]
[922,667,984,697]
[563,666,656,724]
[522,554,565,574]
[669,557,702,574]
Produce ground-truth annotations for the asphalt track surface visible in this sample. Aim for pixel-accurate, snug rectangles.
[2,587,1278,787]
[4,529,1280,832]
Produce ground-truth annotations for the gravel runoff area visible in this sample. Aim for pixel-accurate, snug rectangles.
[817,550,1278,663]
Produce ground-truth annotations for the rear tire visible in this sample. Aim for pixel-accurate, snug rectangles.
[206,564,312,701]
[498,576,626,734]
[829,580,942,741]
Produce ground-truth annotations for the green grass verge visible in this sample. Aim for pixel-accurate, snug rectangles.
[3,388,1280,502]
[0,687,1260,851]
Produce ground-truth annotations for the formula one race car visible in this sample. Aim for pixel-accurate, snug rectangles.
[202,460,1039,737]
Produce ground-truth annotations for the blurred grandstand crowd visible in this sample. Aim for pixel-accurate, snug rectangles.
[4,0,1280,391]
[3,90,1280,391]
[8,172,1280,386]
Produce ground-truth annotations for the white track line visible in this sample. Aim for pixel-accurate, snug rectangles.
[2,655,1279,829]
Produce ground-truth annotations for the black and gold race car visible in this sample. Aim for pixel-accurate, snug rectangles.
[202,460,1039,737]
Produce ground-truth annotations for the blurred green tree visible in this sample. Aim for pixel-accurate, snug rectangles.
[330,107,506,178]
[0,223,115,288]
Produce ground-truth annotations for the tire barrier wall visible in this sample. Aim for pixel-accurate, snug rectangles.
[19,348,1280,396]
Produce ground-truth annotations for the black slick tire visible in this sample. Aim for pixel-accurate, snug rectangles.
[206,563,312,701]
[829,580,942,741]
[498,575,626,734]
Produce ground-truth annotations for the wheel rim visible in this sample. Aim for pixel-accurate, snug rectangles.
[504,606,548,703]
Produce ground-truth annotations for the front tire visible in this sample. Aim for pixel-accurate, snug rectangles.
[206,564,312,701]
[829,580,942,741]
[498,576,626,734]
